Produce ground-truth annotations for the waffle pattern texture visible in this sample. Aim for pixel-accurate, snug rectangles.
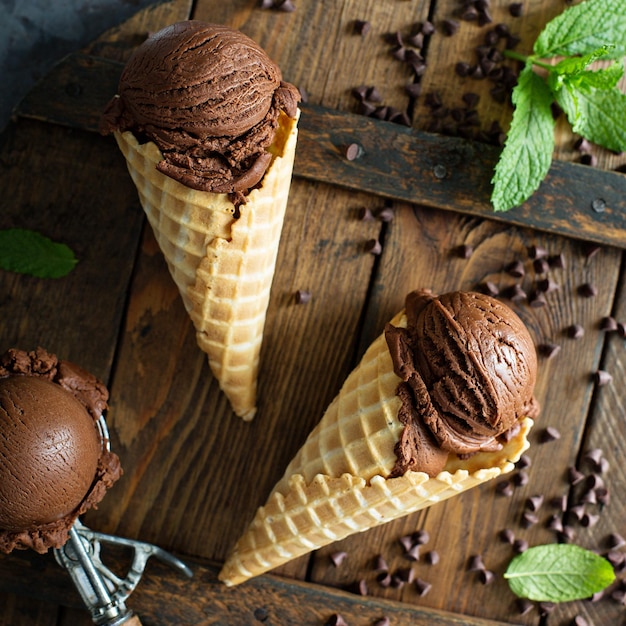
[114,111,299,420]
[219,312,532,585]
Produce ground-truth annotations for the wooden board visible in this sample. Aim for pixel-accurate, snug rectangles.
[1,1,626,625]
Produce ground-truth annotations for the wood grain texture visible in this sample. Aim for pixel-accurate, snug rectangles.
[1,0,626,625]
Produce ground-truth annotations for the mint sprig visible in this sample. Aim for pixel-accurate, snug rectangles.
[0,228,78,278]
[491,0,626,212]
[504,544,615,602]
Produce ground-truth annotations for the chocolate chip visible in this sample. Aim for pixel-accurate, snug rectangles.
[538,602,555,616]
[559,525,576,541]
[481,281,500,297]
[568,466,585,485]
[295,290,312,304]
[374,555,388,572]
[516,598,534,615]
[537,343,560,359]
[533,258,550,274]
[540,426,561,442]
[479,569,495,584]
[582,244,602,260]
[325,615,348,626]
[536,278,559,293]
[412,529,430,545]
[367,86,383,102]
[396,567,414,583]
[455,61,471,77]
[421,21,436,35]
[503,284,527,303]
[550,494,568,511]
[404,544,421,561]
[441,19,460,35]
[509,2,523,16]
[351,579,368,596]
[513,538,528,553]
[607,533,626,549]
[365,239,382,255]
[528,291,547,308]
[462,92,480,108]
[330,551,347,567]
[506,260,525,277]
[517,454,531,469]
[404,83,422,98]
[254,607,269,621]
[376,572,392,587]
[581,513,600,527]
[407,32,424,48]
[455,244,474,259]
[259,0,274,7]
[599,316,618,331]
[425,550,440,565]
[399,534,414,552]
[496,479,513,497]
[377,207,395,223]
[414,578,432,596]
[373,618,390,626]
[546,514,563,532]
[595,487,610,505]
[499,528,515,544]
[526,495,544,511]
[528,245,548,259]
[572,615,590,626]
[353,20,371,36]
[548,253,566,269]
[357,206,374,221]
[276,0,295,12]
[468,555,485,571]
[594,370,613,386]
[521,511,539,527]
[568,504,586,521]
[565,324,585,339]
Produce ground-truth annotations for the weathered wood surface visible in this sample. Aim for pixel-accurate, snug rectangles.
[1,1,626,625]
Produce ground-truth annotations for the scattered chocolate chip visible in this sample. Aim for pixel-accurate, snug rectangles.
[421,20,436,36]
[618,322,626,337]
[513,538,528,553]
[373,618,390,626]
[528,245,548,259]
[584,448,603,468]
[479,569,495,585]
[525,495,544,511]
[516,598,534,615]
[548,253,566,269]
[325,614,348,626]
[496,479,514,497]
[506,260,525,277]
[390,574,405,589]
[568,504,586,521]
[533,258,550,274]
[559,525,576,541]
[540,426,561,442]
[565,324,585,339]
[377,207,395,223]
[537,343,560,359]
[521,512,539,527]
[414,578,432,596]
[499,528,515,544]
[374,554,388,572]
[404,82,422,98]
[546,514,563,532]
[357,206,374,221]
[365,239,382,255]
[330,551,347,567]
[441,19,460,36]
[350,579,368,596]
[599,316,618,331]
[528,291,547,308]
[413,529,430,545]
[455,244,474,259]
[503,284,527,303]
[567,466,585,485]
[536,278,559,293]
[376,572,392,587]
[538,602,555,616]
[399,535,414,552]
[353,20,371,36]
[582,244,601,260]
[480,281,500,297]
[461,6,479,21]
[344,143,363,161]
[405,544,421,561]
[607,533,626,549]
[512,470,529,486]
[550,494,568,511]
[425,550,440,565]
[259,0,274,8]
[606,550,626,568]
[594,370,613,386]
[581,513,600,527]
[509,2,523,16]
[572,614,591,626]
[396,567,414,583]
[581,489,597,505]
[276,0,295,12]
[468,555,485,571]
[517,454,531,469]
[295,290,312,304]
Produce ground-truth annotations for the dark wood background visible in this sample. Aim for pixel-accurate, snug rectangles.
[1,1,625,624]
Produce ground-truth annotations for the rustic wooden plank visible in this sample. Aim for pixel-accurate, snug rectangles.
[0,550,521,626]
[16,55,626,248]
[0,592,59,626]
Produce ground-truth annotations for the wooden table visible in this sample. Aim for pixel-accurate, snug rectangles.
[1,1,625,624]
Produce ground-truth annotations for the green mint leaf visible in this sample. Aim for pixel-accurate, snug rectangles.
[491,65,555,212]
[534,0,626,59]
[504,544,615,602]
[0,228,78,278]
[555,80,626,152]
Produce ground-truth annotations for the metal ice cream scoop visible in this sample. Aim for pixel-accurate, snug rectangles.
[53,416,193,625]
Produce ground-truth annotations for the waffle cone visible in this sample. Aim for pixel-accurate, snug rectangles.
[219,312,533,585]
[114,111,300,420]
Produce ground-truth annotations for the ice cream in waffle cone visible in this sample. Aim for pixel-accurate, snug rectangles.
[219,290,539,585]
[100,22,301,420]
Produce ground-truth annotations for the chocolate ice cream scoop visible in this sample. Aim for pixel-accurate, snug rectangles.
[0,377,101,530]
[386,290,539,477]
[0,348,122,553]
[100,21,300,194]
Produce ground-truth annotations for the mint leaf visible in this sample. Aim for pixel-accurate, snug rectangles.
[555,81,626,152]
[491,65,555,212]
[0,228,78,278]
[505,544,615,602]
[549,45,622,90]
[534,0,626,59]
